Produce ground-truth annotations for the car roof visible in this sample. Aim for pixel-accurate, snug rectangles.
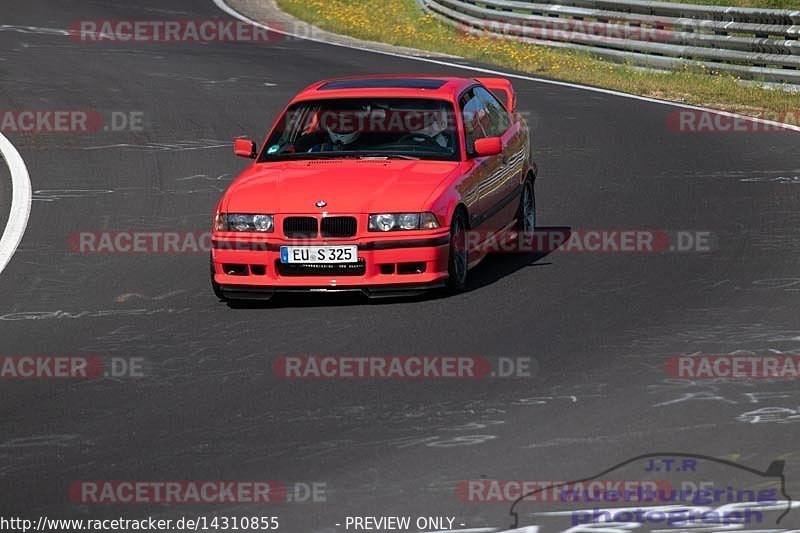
[291,75,478,102]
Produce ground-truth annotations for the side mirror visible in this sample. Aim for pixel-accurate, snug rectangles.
[473,136,502,157]
[234,138,257,159]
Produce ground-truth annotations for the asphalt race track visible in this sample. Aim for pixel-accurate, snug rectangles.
[1,1,800,532]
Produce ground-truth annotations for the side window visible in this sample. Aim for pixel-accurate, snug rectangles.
[474,87,511,137]
[460,89,489,155]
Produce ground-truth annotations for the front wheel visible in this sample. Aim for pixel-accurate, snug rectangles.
[516,179,536,236]
[446,211,469,293]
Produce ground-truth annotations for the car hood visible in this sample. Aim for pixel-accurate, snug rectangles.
[224,159,460,214]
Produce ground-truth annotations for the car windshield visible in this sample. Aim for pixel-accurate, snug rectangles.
[258,98,459,161]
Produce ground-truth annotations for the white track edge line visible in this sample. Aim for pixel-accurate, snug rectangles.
[212,0,800,133]
[0,132,32,276]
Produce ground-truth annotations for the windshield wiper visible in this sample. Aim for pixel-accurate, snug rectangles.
[358,154,421,160]
[263,152,363,161]
[262,152,423,162]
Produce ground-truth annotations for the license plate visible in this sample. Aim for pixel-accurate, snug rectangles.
[280,245,358,264]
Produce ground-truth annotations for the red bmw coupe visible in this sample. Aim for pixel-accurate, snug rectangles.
[211,75,537,301]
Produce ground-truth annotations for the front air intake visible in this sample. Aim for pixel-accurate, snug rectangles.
[321,216,357,238]
[283,217,318,239]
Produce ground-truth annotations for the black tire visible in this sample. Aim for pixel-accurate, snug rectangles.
[516,179,536,235]
[210,255,226,301]
[446,210,469,293]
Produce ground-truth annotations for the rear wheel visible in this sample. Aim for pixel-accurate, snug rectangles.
[446,210,469,293]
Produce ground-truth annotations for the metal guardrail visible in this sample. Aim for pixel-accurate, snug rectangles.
[419,0,800,84]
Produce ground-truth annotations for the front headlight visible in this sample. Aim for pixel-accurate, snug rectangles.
[368,212,440,232]
[215,213,274,232]
[398,213,420,230]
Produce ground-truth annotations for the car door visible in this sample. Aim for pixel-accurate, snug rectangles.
[458,87,506,233]
[473,87,525,232]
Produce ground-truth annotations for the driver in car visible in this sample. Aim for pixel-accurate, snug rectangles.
[402,110,453,150]
[308,123,363,153]
[306,105,454,153]
[308,106,367,153]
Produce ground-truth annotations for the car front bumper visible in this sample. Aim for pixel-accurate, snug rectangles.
[211,231,450,299]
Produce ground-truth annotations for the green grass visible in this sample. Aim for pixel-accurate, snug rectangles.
[277,0,800,121]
